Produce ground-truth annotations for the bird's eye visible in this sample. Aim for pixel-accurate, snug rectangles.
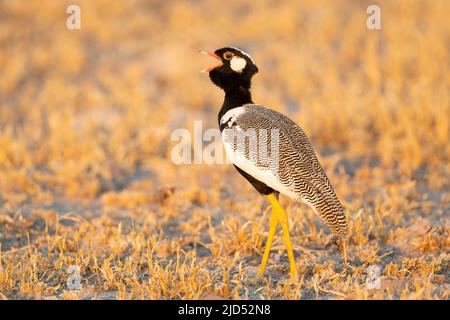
[223,52,234,60]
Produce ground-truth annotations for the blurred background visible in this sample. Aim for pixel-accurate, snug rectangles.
[0,0,448,299]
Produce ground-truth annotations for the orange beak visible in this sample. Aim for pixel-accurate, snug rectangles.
[199,50,223,73]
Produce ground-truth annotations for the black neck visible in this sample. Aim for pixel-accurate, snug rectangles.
[218,86,253,123]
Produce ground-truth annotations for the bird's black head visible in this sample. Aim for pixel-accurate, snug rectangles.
[200,47,258,92]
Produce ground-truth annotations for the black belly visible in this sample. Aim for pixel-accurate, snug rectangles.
[233,165,278,197]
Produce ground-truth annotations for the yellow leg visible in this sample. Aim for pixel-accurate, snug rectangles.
[276,203,298,277]
[257,209,278,277]
[258,194,298,278]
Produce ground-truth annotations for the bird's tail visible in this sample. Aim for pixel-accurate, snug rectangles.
[306,195,349,239]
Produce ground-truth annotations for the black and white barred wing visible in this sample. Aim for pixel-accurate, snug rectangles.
[221,104,348,238]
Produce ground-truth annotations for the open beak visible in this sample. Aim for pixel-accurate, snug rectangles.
[199,50,223,73]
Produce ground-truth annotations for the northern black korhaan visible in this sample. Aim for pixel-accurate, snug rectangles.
[200,47,348,277]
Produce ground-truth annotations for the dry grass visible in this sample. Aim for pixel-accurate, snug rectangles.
[0,0,448,300]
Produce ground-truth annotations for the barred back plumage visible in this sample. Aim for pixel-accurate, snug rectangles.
[221,104,348,238]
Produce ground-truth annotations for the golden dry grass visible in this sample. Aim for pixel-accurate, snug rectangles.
[0,0,448,300]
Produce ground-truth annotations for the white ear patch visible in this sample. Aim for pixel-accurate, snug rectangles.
[230,57,247,73]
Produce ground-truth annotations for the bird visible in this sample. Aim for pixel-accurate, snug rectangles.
[200,47,348,278]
